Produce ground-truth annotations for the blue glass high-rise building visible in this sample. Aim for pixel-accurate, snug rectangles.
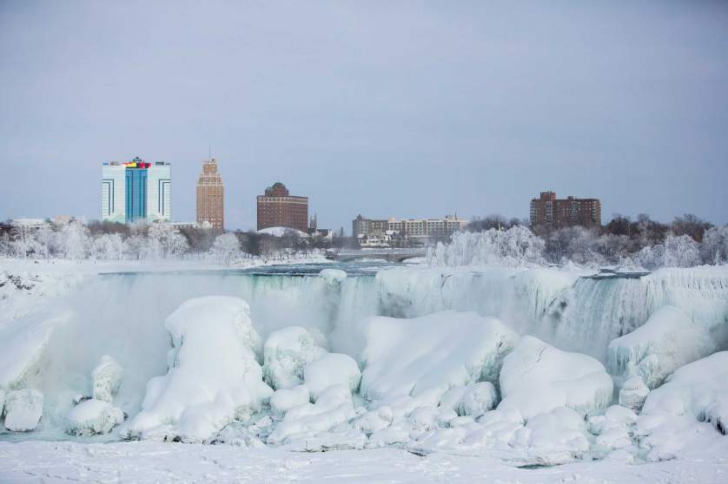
[101,157,171,224]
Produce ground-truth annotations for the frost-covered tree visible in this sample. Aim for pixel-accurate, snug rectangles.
[700,226,728,265]
[146,223,189,259]
[210,233,241,264]
[33,224,55,259]
[91,233,125,260]
[11,223,39,260]
[428,226,544,267]
[56,220,90,260]
[636,234,701,269]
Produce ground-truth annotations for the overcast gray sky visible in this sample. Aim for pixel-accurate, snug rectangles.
[1,0,727,231]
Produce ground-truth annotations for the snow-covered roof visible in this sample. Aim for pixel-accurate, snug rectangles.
[257,226,309,238]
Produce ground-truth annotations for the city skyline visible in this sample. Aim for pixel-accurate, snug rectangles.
[1,1,727,229]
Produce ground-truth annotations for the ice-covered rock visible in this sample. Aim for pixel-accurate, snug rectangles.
[92,355,123,403]
[607,306,716,389]
[618,376,650,411]
[66,399,124,436]
[0,388,5,417]
[458,382,497,417]
[498,336,613,419]
[267,384,358,446]
[270,385,311,417]
[360,311,519,404]
[319,269,347,284]
[352,406,392,435]
[263,326,327,391]
[303,353,361,401]
[4,389,43,432]
[127,296,272,443]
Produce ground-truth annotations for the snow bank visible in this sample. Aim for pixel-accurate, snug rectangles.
[257,227,308,238]
[3,389,44,432]
[607,306,716,389]
[498,336,613,419]
[66,399,124,436]
[270,385,310,417]
[360,311,519,405]
[263,326,327,390]
[304,353,361,401]
[126,296,272,443]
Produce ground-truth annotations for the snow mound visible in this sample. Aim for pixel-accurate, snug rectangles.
[267,384,359,447]
[263,326,327,390]
[92,356,123,402]
[360,311,519,404]
[319,268,347,284]
[498,336,613,419]
[4,389,43,432]
[66,399,124,436]
[607,306,716,389]
[270,385,310,417]
[126,296,272,443]
[618,376,650,411]
[457,382,498,417]
[304,353,361,401]
[257,227,308,238]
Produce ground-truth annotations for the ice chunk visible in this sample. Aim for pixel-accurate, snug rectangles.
[66,399,124,436]
[4,389,43,432]
[319,269,347,284]
[127,296,272,443]
[360,311,518,403]
[607,306,716,389]
[92,355,123,403]
[458,382,497,417]
[270,385,310,417]
[303,353,361,401]
[618,376,649,411]
[498,336,613,419]
[263,326,327,390]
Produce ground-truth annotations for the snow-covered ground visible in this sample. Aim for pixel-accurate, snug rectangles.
[1,259,727,483]
[1,439,727,483]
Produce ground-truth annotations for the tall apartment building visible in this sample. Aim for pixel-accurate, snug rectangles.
[196,158,224,230]
[101,157,171,224]
[256,182,308,232]
[529,191,601,228]
[352,214,467,242]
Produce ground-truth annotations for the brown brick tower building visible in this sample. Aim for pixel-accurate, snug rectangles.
[196,158,224,230]
[256,182,308,232]
[530,191,601,228]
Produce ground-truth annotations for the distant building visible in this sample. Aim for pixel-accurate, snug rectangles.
[102,157,171,224]
[352,214,467,246]
[529,191,601,228]
[196,158,224,230]
[256,182,308,233]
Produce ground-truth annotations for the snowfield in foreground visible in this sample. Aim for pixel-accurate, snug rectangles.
[0,440,727,484]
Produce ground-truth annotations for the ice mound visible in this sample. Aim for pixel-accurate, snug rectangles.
[588,405,637,459]
[270,385,310,417]
[304,353,361,401]
[618,376,650,411]
[498,336,613,419]
[360,311,519,404]
[0,312,73,389]
[126,296,272,443]
[267,384,360,448]
[3,389,43,431]
[263,326,327,390]
[458,382,498,417]
[66,399,124,436]
[92,356,123,402]
[319,269,347,284]
[607,306,716,389]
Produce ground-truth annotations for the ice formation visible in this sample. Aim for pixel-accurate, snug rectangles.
[263,326,327,390]
[92,355,123,402]
[304,353,361,401]
[3,389,44,432]
[126,296,272,442]
[607,306,717,389]
[270,385,311,417]
[360,311,519,403]
[498,336,614,419]
[319,268,347,284]
[67,399,124,436]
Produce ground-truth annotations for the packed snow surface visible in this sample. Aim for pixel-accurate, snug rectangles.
[126,296,272,443]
